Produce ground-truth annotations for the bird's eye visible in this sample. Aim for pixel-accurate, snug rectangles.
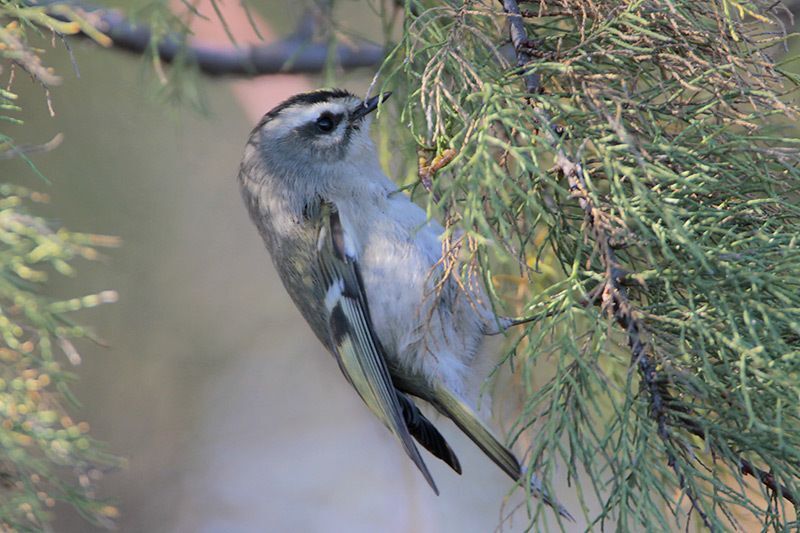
[316,114,335,133]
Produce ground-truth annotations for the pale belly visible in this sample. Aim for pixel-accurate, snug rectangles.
[354,214,486,395]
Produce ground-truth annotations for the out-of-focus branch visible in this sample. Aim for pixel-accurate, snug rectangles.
[779,0,799,25]
[27,0,385,77]
[0,25,62,86]
[0,134,64,160]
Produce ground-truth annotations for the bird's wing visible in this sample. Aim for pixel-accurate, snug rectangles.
[315,202,440,494]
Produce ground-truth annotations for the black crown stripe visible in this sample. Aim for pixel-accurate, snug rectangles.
[251,89,355,134]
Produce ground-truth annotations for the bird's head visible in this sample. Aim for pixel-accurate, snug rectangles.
[248,89,391,171]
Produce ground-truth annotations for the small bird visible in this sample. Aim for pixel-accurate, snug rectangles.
[238,88,571,519]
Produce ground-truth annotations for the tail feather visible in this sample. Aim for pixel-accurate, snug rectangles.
[433,386,574,521]
[398,393,462,475]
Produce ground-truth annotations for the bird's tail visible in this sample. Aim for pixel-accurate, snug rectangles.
[433,386,574,521]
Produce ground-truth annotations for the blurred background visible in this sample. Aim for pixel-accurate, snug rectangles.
[6,2,563,531]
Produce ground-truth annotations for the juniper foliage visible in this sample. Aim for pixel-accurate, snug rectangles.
[376,0,800,530]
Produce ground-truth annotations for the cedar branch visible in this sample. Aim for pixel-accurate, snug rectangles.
[501,0,798,516]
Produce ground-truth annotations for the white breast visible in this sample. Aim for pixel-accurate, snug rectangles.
[333,185,487,395]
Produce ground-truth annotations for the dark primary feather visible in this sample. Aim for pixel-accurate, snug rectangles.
[398,393,461,475]
[315,202,440,494]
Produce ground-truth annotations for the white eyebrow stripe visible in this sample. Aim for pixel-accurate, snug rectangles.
[266,102,349,136]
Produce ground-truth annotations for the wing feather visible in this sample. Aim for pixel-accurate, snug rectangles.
[398,393,461,474]
[316,202,440,494]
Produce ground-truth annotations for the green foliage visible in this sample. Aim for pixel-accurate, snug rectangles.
[0,3,121,530]
[377,0,800,530]
[0,186,120,530]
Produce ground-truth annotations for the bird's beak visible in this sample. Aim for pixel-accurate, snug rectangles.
[351,92,392,121]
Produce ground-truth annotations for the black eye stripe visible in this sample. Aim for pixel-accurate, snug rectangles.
[315,111,344,134]
[317,116,334,132]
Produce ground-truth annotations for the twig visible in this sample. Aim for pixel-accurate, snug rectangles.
[740,458,797,506]
[417,148,456,200]
[27,0,385,77]
[0,25,61,86]
[500,0,540,93]
[0,134,63,160]
[677,414,798,507]
[562,156,712,529]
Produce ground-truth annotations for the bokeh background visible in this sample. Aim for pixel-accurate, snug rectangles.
[7,2,565,532]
